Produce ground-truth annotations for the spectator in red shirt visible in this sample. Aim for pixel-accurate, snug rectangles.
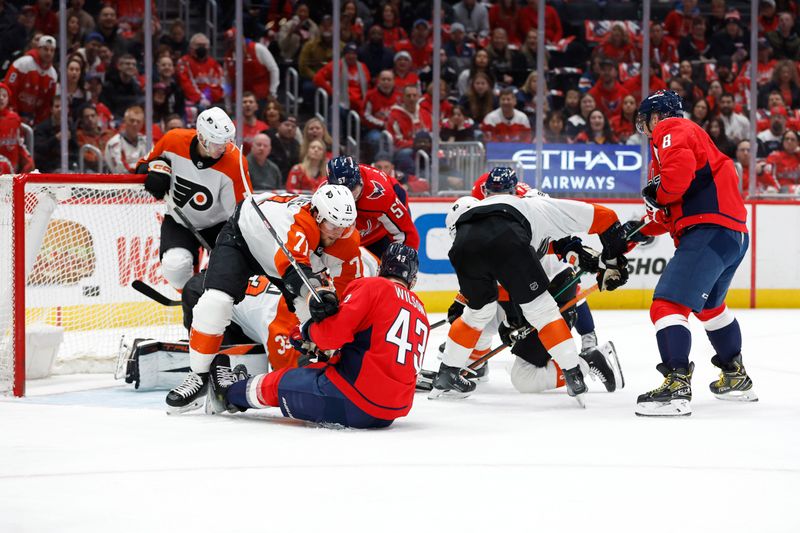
[574,109,618,145]
[362,69,398,161]
[286,138,328,193]
[0,83,34,173]
[481,87,532,143]
[313,42,371,115]
[650,22,680,64]
[517,0,562,44]
[610,94,638,143]
[177,33,224,110]
[238,92,268,155]
[594,23,639,64]
[379,2,407,51]
[223,31,280,103]
[391,51,419,93]
[759,0,780,35]
[388,84,429,173]
[588,58,630,118]
[665,0,700,39]
[373,151,430,194]
[3,35,58,126]
[488,0,522,45]
[736,37,777,97]
[760,59,800,109]
[32,0,58,36]
[766,129,800,192]
[622,63,667,102]
[734,140,780,196]
[396,19,434,71]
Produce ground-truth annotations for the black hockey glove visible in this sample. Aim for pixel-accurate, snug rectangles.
[143,158,172,200]
[597,255,629,291]
[447,298,466,324]
[621,220,651,244]
[308,289,339,322]
[598,221,628,261]
[498,320,532,346]
[642,175,669,215]
[552,236,601,273]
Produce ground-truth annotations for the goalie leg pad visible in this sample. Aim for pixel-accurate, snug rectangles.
[442,301,497,368]
[518,293,579,370]
[161,247,195,290]
[189,289,234,372]
[510,358,564,393]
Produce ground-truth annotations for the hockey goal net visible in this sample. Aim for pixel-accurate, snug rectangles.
[0,174,185,396]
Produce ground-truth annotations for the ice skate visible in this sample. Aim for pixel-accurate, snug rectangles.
[562,365,587,408]
[710,354,758,402]
[580,331,598,354]
[206,355,250,414]
[465,361,489,382]
[580,341,624,392]
[428,363,477,399]
[415,369,438,392]
[635,362,694,417]
[166,372,208,415]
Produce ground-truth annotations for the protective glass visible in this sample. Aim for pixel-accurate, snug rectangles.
[635,112,649,135]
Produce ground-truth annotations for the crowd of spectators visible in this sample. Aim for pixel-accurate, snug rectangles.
[1,0,799,196]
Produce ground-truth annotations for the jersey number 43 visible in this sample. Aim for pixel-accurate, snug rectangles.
[386,309,428,374]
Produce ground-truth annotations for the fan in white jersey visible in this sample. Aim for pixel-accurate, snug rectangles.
[135,107,253,290]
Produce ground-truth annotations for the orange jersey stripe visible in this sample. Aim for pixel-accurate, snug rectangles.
[190,328,224,355]
[448,317,482,349]
[537,319,573,351]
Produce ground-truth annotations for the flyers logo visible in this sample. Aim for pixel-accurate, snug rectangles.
[367,180,385,199]
[174,175,213,211]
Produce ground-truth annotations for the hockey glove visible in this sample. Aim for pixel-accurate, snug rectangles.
[597,255,629,291]
[498,320,533,347]
[143,158,172,200]
[552,236,601,273]
[642,175,669,215]
[621,219,655,252]
[447,294,467,324]
[308,289,339,322]
[598,221,628,261]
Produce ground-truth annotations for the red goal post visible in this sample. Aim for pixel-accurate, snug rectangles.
[0,173,185,397]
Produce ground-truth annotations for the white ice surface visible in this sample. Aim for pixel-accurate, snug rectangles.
[1,309,799,533]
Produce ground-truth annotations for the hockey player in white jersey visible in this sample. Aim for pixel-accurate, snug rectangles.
[166,184,357,413]
[430,167,630,406]
[135,107,253,290]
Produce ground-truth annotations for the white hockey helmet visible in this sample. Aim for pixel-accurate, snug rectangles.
[196,107,235,157]
[311,184,357,228]
[446,196,478,239]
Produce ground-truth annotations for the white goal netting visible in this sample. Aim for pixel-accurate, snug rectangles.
[0,175,185,395]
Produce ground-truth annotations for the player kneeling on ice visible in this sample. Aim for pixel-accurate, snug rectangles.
[206,243,430,429]
[166,184,356,414]
[429,167,631,407]
[633,90,756,417]
[135,107,253,290]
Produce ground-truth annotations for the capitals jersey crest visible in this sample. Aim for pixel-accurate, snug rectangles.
[367,180,385,199]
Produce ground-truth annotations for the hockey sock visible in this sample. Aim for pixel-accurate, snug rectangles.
[651,299,692,370]
[575,302,595,335]
[227,379,252,409]
[695,305,742,364]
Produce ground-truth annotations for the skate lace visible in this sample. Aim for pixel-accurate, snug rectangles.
[216,365,239,387]
[589,366,607,383]
[174,373,203,396]
[650,376,672,395]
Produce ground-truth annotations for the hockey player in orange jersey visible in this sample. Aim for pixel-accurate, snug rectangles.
[135,107,253,290]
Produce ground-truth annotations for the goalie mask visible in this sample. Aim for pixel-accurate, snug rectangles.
[311,184,357,241]
[196,107,235,158]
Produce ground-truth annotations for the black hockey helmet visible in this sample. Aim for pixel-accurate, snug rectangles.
[327,156,362,190]
[484,166,518,195]
[379,243,419,288]
[636,90,683,134]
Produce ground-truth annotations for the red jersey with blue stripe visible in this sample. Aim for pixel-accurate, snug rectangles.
[648,118,747,239]
[356,164,420,249]
[308,276,429,420]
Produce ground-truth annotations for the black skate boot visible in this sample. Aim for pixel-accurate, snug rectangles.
[166,372,208,415]
[635,362,694,417]
[415,369,438,392]
[428,363,477,399]
[580,341,625,392]
[465,361,490,382]
[562,365,588,408]
[710,354,758,402]
[206,354,250,414]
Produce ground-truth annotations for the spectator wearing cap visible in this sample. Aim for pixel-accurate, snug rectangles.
[518,0,562,44]
[757,105,790,156]
[104,105,147,173]
[299,15,335,103]
[678,15,711,62]
[313,41,371,117]
[392,51,420,93]
[237,91,268,155]
[379,2,407,51]
[481,87,532,143]
[736,38,776,93]
[34,96,77,172]
[160,19,188,59]
[444,23,474,72]
[759,0,780,35]
[359,25,394,78]
[77,32,106,80]
[649,22,680,64]
[0,82,34,173]
[362,69,399,161]
[96,6,120,54]
[176,33,224,111]
[665,0,700,39]
[266,112,300,179]
[100,53,145,120]
[278,3,318,63]
[594,23,639,64]
[717,92,751,144]
[766,129,800,193]
[709,10,748,62]
[760,59,800,108]
[247,133,283,191]
[67,0,95,34]
[2,35,57,125]
[395,19,434,71]
[486,28,527,88]
[223,28,280,103]
[453,0,489,40]
[766,12,800,60]
[387,84,429,173]
[587,58,630,119]
[488,0,522,45]
[154,54,185,119]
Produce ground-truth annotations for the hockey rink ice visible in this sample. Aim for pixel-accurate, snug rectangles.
[1,309,799,533]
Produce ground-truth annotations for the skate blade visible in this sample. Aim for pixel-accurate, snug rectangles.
[166,398,205,415]
[427,388,473,400]
[204,387,227,415]
[604,341,624,391]
[635,399,691,417]
[572,393,586,408]
[713,389,758,402]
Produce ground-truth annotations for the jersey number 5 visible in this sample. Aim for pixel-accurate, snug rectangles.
[386,308,428,373]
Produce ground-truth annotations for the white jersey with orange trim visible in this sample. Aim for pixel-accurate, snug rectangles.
[136,128,253,230]
[237,192,321,279]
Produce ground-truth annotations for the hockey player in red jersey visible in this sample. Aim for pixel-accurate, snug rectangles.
[327,155,420,256]
[207,243,429,429]
[633,90,756,417]
[135,107,253,290]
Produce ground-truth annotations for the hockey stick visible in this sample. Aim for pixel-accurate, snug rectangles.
[132,279,182,306]
[429,319,447,330]
[462,283,599,374]
[168,197,212,252]
[236,144,323,304]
